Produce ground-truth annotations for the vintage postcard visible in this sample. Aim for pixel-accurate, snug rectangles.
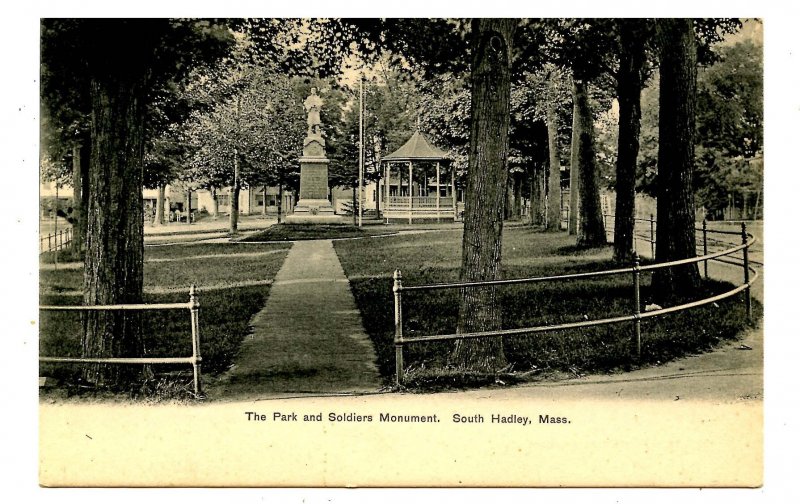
[14,4,791,495]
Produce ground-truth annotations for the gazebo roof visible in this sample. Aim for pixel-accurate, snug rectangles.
[384,131,449,162]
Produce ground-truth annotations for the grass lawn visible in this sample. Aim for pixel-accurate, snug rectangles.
[41,242,291,293]
[333,226,761,388]
[39,242,291,399]
[40,247,82,265]
[239,223,394,242]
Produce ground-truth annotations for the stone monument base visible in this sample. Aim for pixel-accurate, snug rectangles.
[292,198,336,214]
[284,214,348,225]
[285,199,347,225]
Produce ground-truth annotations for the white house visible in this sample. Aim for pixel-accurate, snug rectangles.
[144,185,295,223]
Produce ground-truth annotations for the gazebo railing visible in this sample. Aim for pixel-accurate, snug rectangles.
[387,196,455,209]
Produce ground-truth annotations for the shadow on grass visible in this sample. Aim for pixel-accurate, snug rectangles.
[555,243,614,256]
[240,224,387,242]
[40,248,83,264]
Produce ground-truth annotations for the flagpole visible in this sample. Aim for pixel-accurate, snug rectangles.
[358,74,364,228]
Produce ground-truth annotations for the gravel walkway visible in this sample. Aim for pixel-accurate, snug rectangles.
[207,240,381,399]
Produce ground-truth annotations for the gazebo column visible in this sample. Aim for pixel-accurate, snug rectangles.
[451,165,457,220]
[384,161,389,220]
[397,162,402,197]
[408,161,413,224]
[436,161,441,223]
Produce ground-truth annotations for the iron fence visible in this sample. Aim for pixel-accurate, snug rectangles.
[391,223,758,385]
[603,213,763,267]
[39,285,203,395]
[40,228,72,253]
[600,213,659,258]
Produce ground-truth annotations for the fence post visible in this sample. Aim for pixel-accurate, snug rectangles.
[48,234,52,251]
[702,219,709,279]
[649,214,655,259]
[189,284,203,396]
[741,223,752,320]
[632,254,642,361]
[393,269,404,386]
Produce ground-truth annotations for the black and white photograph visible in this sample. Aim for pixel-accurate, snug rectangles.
[4,1,798,498]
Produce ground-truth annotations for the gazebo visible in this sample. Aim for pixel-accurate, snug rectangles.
[382,131,456,223]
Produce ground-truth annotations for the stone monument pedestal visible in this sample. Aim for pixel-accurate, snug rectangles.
[285,157,344,224]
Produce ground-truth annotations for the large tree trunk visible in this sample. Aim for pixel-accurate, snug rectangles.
[155,184,166,225]
[537,166,547,226]
[185,187,192,224]
[229,148,240,234]
[653,19,701,300]
[70,142,89,253]
[573,79,606,247]
[81,74,147,387]
[567,92,580,236]
[504,178,515,220]
[211,186,219,218]
[451,19,516,373]
[262,185,268,216]
[545,82,562,231]
[529,164,544,226]
[277,182,284,224]
[613,20,648,263]
[79,142,90,236]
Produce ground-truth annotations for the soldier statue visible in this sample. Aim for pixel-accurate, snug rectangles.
[304,87,323,136]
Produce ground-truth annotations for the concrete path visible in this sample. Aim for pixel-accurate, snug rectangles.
[207,240,381,399]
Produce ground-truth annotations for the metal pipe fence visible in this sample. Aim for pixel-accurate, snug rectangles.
[603,213,763,266]
[39,285,203,395]
[40,228,73,253]
[601,214,658,255]
[391,223,758,386]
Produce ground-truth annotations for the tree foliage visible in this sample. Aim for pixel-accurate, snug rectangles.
[180,62,306,194]
[634,32,762,217]
[695,39,763,217]
[41,19,233,178]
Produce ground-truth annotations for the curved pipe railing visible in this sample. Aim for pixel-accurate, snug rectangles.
[391,223,757,385]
